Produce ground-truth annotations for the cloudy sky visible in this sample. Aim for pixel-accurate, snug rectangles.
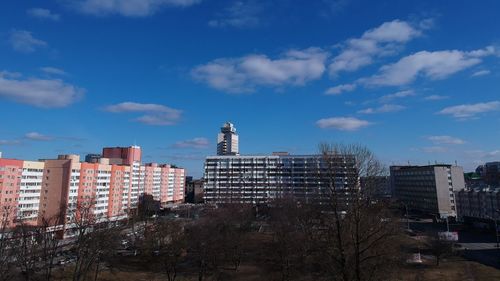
[1,0,499,177]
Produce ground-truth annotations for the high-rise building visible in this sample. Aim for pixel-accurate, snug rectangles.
[217,122,239,156]
[204,154,357,204]
[0,146,185,233]
[390,165,465,218]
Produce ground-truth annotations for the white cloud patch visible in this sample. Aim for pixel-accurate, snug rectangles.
[363,46,496,86]
[104,102,182,125]
[70,0,201,17]
[379,89,415,102]
[427,135,465,145]
[438,101,500,119]
[325,83,356,95]
[471,70,491,77]
[192,47,328,93]
[0,71,85,108]
[329,19,424,76]
[25,132,53,141]
[40,67,67,76]
[358,104,405,114]
[424,95,449,101]
[422,146,448,153]
[27,8,61,21]
[0,140,22,146]
[209,0,263,28]
[9,30,47,53]
[316,117,371,131]
[171,137,209,149]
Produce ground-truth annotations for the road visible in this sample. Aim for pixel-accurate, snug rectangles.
[404,219,500,269]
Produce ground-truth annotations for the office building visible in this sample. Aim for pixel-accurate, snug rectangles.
[390,165,465,218]
[217,122,239,156]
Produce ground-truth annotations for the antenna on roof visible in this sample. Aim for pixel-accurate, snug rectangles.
[407,160,410,166]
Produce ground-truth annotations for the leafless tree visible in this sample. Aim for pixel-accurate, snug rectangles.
[12,222,40,281]
[428,236,453,266]
[37,209,65,281]
[0,206,15,281]
[69,201,99,281]
[142,219,186,281]
[186,219,219,281]
[317,143,401,281]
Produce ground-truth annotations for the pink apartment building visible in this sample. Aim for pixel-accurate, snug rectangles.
[0,147,186,232]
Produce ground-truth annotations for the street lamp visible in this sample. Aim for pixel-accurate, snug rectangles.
[402,202,410,231]
[494,209,500,249]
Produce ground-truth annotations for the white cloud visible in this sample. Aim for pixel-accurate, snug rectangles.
[25,132,53,141]
[40,67,67,76]
[104,102,182,125]
[438,101,500,119]
[363,47,496,86]
[358,104,405,114]
[192,47,328,92]
[9,30,47,53]
[0,71,84,108]
[0,140,22,146]
[471,70,491,77]
[325,83,356,95]
[71,0,201,17]
[427,135,465,145]
[209,1,263,28]
[329,19,423,76]
[27,8,61,21]
[424,95,448,101]
[171,137,209,149]
[316,117,371,131]
[422,146,448,153]
[379,89,415,102]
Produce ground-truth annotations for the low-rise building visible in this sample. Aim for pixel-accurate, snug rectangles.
[455,188,500,221]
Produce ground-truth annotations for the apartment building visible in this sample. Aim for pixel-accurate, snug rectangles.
[203,154,357,204]
[390,165,465,218]
[0,146,185,231]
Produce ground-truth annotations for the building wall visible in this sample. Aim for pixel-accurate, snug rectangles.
[102,146,142,166]
[38,157,76,226]
[18,160,44,225]
[0,158,23,227]
[108,165,129,218]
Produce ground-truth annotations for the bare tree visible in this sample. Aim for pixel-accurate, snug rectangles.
[142,219,186,281]
[13,222,40,281]
[186,219,219,281]
[0,206,15,281]
[69,201,98,281]
[428,236,453,266]
[38,210,65,281]
[318,143,401,281]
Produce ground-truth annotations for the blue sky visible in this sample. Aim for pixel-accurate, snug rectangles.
[1,0,500,177]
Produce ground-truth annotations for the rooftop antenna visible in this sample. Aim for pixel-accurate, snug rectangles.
[407,160,410,166]
[455,160,458,166]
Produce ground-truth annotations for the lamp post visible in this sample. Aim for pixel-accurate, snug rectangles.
[494,209,500,249]
[402,202,410,231]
